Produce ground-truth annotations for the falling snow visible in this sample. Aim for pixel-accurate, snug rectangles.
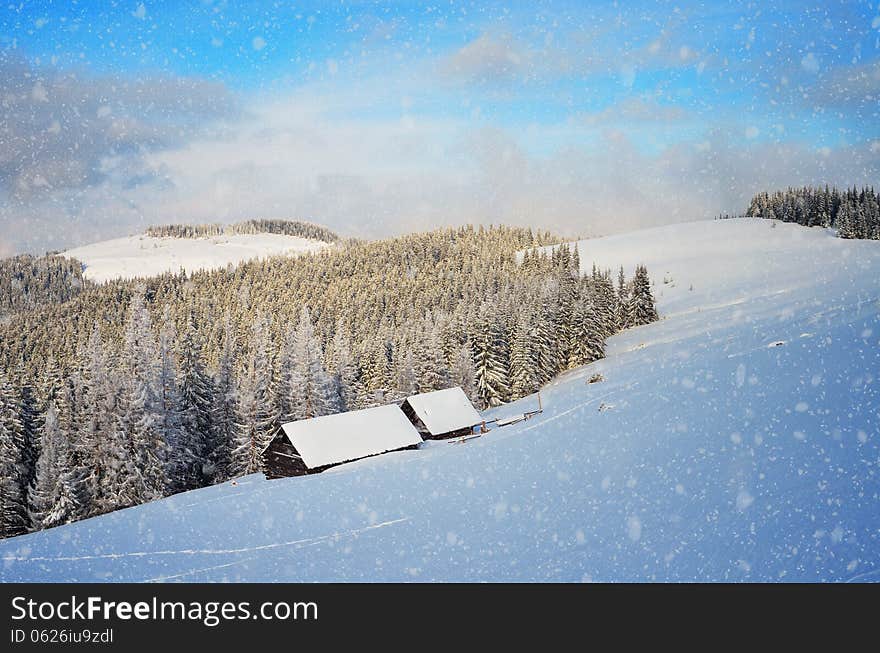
[1,219,878,582]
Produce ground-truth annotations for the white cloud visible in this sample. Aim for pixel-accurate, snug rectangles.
[57,84,872,249]
[2,31,878,256]
[252,36,266,51]
[6,72,880,255]
[31,80,48,102]
[576,97,689,125]
[439,32,532,84]
[801,52,820,74]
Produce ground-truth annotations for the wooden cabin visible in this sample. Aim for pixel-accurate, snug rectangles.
[262,404,424,479]
[400,386,483,440]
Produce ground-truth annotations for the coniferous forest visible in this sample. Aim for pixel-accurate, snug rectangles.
[0,254,92,320]
[0,223,658,539]
[745,185,880,239]
[144,218,340,243]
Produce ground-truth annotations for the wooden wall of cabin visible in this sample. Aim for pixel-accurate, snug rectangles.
[262,435,310,479]
[436,426,475,439]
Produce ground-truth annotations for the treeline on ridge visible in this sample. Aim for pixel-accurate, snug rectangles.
[144,219,340,243]
[744,185,879,240]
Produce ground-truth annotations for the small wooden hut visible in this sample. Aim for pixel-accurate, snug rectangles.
[262,404,423,478]
[400,386,483,440]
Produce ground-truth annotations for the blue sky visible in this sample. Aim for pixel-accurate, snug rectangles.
[1,1,879,254]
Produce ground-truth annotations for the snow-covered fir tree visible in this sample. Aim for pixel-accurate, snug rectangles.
[116,290,166,506]
[414,319,450,393]
[325,322,360,412]
[626,265,659,327]
[75,325,126,517]
[449,342,478,405]
[0,372,28,538]
[230,315,276,476]
[279,307,336,422]
[12,362,40,501]
[568,297,605,368]
[156,310,186,493]
[474,303,510,408]
[509,313,540,398]
[615,266,630,329]
[391,346,418,401]
[28,403,83,530]
[211,312,239,483]
[177,311,218,489]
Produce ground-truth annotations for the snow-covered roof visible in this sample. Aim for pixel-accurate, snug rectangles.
[280,404,423,469]
[404,387,483,435]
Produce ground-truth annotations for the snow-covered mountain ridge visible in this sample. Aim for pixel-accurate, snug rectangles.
[63,232,331,283]
[2,218,878,582]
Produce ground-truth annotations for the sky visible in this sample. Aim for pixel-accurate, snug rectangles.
[1,0,879,255]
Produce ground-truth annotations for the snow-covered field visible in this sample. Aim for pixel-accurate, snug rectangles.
[63,233,330,283]
[3,219,878,582]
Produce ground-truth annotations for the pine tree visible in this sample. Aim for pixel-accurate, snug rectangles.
[177,311,217,489]
[211,312,239,483]
[836,200,853,238]
[12,362,40,528]
[626,265,659,327]
[279,307,335,422]
[615,266,630,330]
[326,322,359,412]
[27,403,59,530]
[449,342,478,404]
[510,313,539,399]
[116,289,166,505]
[75,325,126,517]
[568,298,605,367]
[28,403,83,530]
[61,372,92,522]
[553,249,578,366]
[587,271,616,338]
[414,319,450,393]
[473,304,510,408]
[12,363,39,463]
[0,372,28,538]
[156,310,186,494]
[533,287,560,385]
[359,335,392,402]
[38,356,67,422]
[230,315,275,477]
[392,346,418,400]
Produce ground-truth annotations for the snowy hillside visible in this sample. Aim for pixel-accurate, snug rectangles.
[2,218,878,582]
[63,233,330,283]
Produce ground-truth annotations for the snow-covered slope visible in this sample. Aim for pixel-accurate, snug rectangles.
[3,219,879,582]
[63,233,330,283]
